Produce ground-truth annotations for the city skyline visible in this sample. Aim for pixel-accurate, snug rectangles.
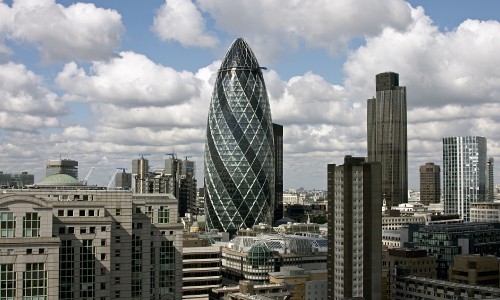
[0,0,500,190]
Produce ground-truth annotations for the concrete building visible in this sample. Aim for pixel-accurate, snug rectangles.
[443,136,488,221]
[393,268,500,300]
[0,177,184,299]
[419,163,441,205]
[204,38,275,232]
[0,171,35,188]
[404,222,500,279]
[385,248,437,299]
[367,72,408,207]
[210,280,290,299]
[327,156,382,300]
[182,242,222,299]
[449,255,499,287]
[222,234,327,284]
[471,202,500,223]
[46,158,78,180]
[268,266,327,300]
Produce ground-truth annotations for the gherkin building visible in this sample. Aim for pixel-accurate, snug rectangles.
[204,38,275,232]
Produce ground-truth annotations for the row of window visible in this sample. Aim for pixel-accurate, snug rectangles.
[0,263,46,299]
[0,212,40,238]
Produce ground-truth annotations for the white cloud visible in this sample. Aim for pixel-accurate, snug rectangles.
[62,126,90,140]
[196,0,412,61]
[56,51,205,108]
[344,7,500,107]
[0,0,123,62]
[0,62,65,132]
[153,0,218,48]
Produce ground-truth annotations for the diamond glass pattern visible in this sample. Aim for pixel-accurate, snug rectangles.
[204,38,275,232]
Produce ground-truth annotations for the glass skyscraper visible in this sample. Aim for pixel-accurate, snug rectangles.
[443,136,487,221]
[367,72,408,207]
[204,38,275,232]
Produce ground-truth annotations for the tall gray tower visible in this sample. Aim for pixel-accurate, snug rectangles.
[204,38,275,232]
[367,72,408,208]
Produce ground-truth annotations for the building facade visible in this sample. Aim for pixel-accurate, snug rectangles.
[471,202,500,223]
[488,157,495,201]
[327,156,382,300]
[204,38,275,232]
[449,255,499,287]
[419,163,441,205]
[0,184,184,300]
[367,72,408,207]
[443,136,487,221]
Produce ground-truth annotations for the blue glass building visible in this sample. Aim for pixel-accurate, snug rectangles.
[204,38,275,232]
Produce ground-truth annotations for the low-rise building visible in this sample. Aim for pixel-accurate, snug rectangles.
[269,266,327,300]
[222,234,327,284]
[393,268,500,300]
[448,255,499,287]
[471,202,500,223]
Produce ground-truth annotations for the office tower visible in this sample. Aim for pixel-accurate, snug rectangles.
[46,158,78,180]
[273,123,284,224]
[367,72,408,207]
[327,156,382,300]
[179,159,197,217]
[488,157,495,201]
[419,162,441,205]
[443,136,487,221]
[204,38,275,232]
[132,155,149,193]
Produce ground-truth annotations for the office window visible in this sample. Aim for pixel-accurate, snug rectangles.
[90,227,96,234]
[101,239,106,246]
[79,210,85,217]
[80,240,95,298]
[60,240,74,299]
[23,263,47,299]
[144,206,153,219]
[58,210,64,217]
[115,236,120,243]
[88,210,95,217]
[0,212,15,238]
[67,210,73,217]
[0,264,16,299]
[158,206,170,223]
[116,209,121,216]
[80,227,87,234]
[23,212,40,237]
[101,226,106,232]
[115,250,120,257]
[68,227,74,234]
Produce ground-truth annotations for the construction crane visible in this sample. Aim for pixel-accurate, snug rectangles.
[107,168,127,190]
[165,152,177,159]
[137,153,150,159]
[80,167,94,186]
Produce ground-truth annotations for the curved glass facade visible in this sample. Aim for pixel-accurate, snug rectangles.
[204,38,274,232]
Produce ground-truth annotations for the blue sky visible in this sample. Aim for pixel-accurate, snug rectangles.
[0,0,499,190]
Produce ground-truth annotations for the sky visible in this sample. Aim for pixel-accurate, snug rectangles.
[0,0,499,190]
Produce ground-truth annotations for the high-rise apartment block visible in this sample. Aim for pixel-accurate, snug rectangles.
[367,72,408,207]
[327,156,382,300]
[419,162,441,205]
[204,38,275,232]
[443,136,487,221]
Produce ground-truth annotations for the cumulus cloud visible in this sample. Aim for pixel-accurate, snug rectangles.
[196,0,412,61]
[56,51,204,107]
[153,0,218,48]
[62,126,90,140]
[344,7,500,107]
[0,0,123,62]
[0,62,66,132]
